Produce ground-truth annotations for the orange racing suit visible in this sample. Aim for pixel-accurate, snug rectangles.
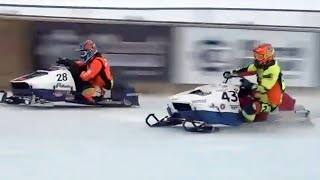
[75,53,113,102]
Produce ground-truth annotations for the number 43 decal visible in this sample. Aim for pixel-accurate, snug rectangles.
[221,90,238,102]
[56,73,68,81]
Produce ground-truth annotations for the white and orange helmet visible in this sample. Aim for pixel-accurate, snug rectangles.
[253,43,275,66]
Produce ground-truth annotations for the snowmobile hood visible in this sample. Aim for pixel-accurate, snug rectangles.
[10,70,49,83]
[169,83,236,104]
[10,66,68,83]
[9,66,76,91]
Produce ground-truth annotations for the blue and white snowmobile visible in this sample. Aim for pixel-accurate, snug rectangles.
[0,59,140,107]
[145,75,310,133]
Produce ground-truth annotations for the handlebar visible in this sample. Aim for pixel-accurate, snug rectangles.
[223,73,240,83]
[223,74,254,91]
[56,57,74,66]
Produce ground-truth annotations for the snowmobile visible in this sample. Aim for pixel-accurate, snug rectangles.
[0,58,140,107]
[145,74,310,133]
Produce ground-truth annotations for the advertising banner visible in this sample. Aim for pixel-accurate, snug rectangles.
[33,22,171,81]
[171,27,320,87]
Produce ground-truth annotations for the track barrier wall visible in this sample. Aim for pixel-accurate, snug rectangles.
[0,19,33,89]
[1,4,320,93]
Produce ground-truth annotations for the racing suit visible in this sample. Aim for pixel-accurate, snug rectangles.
[74,53,113,103]
[233,59,286,122]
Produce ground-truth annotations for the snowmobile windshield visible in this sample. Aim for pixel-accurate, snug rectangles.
[189,89,211,96]
[14,71,48,81]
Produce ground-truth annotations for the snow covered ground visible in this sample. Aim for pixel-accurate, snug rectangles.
[0,93,319,180]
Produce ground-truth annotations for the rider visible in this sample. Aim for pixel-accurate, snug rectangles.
[58,40,113,103]
[223,43,286,122]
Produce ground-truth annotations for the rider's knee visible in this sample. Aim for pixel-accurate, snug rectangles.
[242,101,278,122]
[82,86,102,102]
[242,103,258,122]
[241,109,256,122]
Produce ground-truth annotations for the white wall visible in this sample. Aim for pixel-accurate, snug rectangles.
[1,0,320,27]
[171,27,320,87]
[1,0,320,10]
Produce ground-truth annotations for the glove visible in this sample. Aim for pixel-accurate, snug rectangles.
[223,70,237,78]
[240,78,253,90]
[223,71,232,78]
[57,57,72,66]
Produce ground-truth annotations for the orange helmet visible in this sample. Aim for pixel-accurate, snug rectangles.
[253,43,275,66]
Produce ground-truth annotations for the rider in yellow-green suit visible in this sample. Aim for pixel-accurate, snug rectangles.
[224,43,286,122]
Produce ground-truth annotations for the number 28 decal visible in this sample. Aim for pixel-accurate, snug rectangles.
[56,73,68,81]
[221,90,238,102]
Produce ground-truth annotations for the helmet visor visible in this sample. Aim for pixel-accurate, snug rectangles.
[254,52,264,61]
[80,50,88,58]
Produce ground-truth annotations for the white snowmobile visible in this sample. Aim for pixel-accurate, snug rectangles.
[0,58,140,107]
[145,74,310,133]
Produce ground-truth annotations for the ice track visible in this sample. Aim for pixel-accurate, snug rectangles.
[0,94,319,180]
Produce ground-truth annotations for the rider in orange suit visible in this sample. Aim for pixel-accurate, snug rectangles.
[74,40,113,103]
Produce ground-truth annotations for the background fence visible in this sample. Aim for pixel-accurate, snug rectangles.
[1,2,320,93]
